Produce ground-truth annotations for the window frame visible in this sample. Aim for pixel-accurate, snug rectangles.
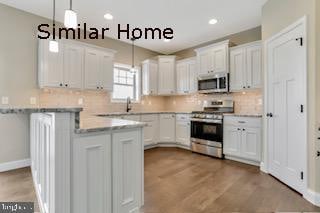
[111,63,141,103]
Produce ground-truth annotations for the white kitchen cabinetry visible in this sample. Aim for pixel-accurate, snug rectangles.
[175,114,191,147]
[141,114,159,147]
[38,39,115,90]
[158,56,176,95]
[63,43,84,89]
[142,60,158,95]
[159,114,176,142]
[176,58,197,95]
[230,41,262,91]
[120,115,141,122]
[195,40,229,77]
[38,39,64,88]
[73,134,112,213]
[84,48,114,91]
[223,116,262,165]
[112,130,143,213]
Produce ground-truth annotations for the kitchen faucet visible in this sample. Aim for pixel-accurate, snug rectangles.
[126,97,132,112]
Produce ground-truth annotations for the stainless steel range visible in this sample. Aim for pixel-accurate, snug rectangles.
[190,100,234,158]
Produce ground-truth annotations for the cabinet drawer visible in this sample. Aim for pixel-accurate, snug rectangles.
[176,114,190,121]
[141,114,158,122]
[224,116,261,128]
[160,114,175,119]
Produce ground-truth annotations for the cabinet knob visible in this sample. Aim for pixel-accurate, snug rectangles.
[317,151,320,157]
[243,129,245,131]
[97,86,99,89]
[65,84,68,87]
[101,87,103,89]
[243,86,246,89]
[247,86,251,88]
[237,128,241,131]
[60,83,63,87]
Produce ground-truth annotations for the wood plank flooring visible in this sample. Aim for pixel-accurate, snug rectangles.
[142,148,320,213]
[0,148,319,213]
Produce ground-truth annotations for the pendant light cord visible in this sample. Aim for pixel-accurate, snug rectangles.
[131,38,135,71]
[53,0,55,26]
[70,0,72,10]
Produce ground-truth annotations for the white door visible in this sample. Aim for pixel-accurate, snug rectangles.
[175,121,190,147]
[198,50,212,75]
[188,60,197,93]
[63,43,84,89]
[73,134,112,213]
[230,48,245,91]
[246,44,262,89]
[40,39,64,87]
[223,126,241,156]
[99,52,114,91]
[212,45,227,73]
[267,18,306,193]
[241,127,261,161]
[84,48,100,90]
[112,130,142,213]
[159,114,175,142]
[176,62,189,94]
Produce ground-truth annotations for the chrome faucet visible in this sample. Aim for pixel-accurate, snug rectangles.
[126,97,132,112]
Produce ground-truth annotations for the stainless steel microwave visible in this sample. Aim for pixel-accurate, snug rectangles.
[198,72,229,93]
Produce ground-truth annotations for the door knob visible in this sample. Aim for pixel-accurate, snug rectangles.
[317,151,320,157]
[266,113,273,117]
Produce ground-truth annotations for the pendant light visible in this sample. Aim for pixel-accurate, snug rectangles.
[64,0,77,29]
[49,0,59,53]
[130,38,135,73]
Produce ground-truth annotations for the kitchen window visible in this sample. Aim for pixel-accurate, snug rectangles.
[112,64,140,102]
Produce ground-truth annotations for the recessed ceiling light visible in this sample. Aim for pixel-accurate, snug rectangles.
[104,13,113,20]
[163,38,171,42]
[208,19,218,25]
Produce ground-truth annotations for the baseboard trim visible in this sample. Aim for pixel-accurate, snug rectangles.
[0,159,30,172]
[260,162,268,173]
[304,189,320,207]
[225,155,260,167]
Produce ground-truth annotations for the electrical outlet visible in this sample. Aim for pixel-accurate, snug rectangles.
[30,97,37,105]
[1,96,9,105]
[78,98,83,105]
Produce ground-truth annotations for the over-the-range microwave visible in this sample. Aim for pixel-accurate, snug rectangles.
[198,72,229,94]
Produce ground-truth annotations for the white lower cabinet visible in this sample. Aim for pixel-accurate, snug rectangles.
[73,134,112,213]
[112,130,143,213]
[175,114,191,147]
[223,116,261,164]
[159,114,176,142]
[141,114,159,146]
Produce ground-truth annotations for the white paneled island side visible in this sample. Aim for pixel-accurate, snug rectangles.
[0,108,145,213]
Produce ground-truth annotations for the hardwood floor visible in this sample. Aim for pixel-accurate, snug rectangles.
[0,148,319,213]
[142,148,320,213]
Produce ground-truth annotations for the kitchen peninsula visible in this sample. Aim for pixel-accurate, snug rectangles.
[0,107,145,213]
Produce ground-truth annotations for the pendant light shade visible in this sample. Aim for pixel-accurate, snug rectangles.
[64,9,77,29]
[49,0,59,53]
[64,0,77,29]
[49,40,59,52]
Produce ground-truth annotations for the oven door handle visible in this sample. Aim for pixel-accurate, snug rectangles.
[191,118,222,124]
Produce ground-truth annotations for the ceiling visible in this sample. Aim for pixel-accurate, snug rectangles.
[0,0,267,54]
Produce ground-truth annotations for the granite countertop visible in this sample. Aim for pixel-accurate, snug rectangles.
[75,116,147,134]
[96,111,192,116]
[0,107,83,114]
[223,113,263,118]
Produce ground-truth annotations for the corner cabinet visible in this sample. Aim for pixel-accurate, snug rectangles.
[230,41,262,91]
[223,116,262,165]
[195,40,229,77]
[176,58,197,95]
[158,56,176,95]
[38,39,116,91]
[142,60,158,95]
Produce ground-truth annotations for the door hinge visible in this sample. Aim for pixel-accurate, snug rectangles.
[300,105,304,113]
[300,171,304,180]
[296,37,303,46]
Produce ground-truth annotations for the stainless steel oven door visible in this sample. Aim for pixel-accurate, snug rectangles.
[190,120,223,143]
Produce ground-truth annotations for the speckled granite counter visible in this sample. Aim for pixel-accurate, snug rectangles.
[76,116,146,134]
[223,113,262,118]
[0,107,82,114]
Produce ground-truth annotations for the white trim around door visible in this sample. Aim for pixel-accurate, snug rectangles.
[0,158,31,172]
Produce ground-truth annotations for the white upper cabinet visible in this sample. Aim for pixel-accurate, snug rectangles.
[142,60,158,95]
[63,42,84,89]
[176,58,197,95]
[158,56,176,95]
[38,39,64,88]
[195,40,229,77]
[230,41,262,91]
[38,39,115,90]
[84,48,115,91]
